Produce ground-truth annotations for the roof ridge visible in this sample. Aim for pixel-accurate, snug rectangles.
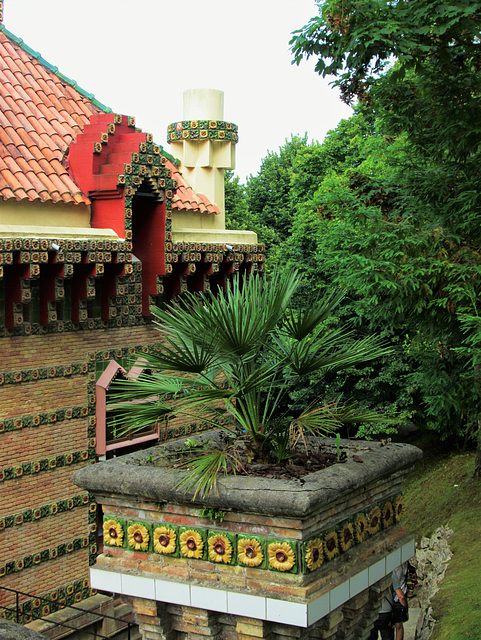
[0,24,113,114]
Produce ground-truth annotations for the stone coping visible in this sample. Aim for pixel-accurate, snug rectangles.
[74,435,422,518]
[89,538,416,627]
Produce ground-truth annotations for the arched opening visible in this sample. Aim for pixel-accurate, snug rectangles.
[131,178,166,316]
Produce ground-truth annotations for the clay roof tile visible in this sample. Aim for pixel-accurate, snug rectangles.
[0,28,218,212]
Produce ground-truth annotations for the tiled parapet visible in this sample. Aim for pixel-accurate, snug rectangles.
[74,436,421,636]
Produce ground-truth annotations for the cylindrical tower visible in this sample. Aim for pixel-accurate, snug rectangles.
[167,89,238,228]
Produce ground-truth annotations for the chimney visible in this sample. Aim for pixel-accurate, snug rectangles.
[167,89,238,228]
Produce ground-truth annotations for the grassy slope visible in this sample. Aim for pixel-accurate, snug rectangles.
[402,451,481,640]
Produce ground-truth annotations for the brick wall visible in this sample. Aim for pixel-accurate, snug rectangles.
[0,324,165,624]
[0,418,87,467]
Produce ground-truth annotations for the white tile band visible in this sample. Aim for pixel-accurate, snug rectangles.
[90,538,415,628]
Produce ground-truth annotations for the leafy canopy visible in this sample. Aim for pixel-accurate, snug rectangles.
[288,0,481,460]
[291,0,481,104]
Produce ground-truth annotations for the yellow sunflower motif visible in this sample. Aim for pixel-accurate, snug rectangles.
[238,538,263,567]
[382,501,394,529]
[180,530,203,559]
[339,523,354,552]
[208,534,233,564]
[324,531,339,561]
[127,523,149,551]
[268,542,295,572]
[306,538,324,571]
[153,526,177,555]
[354,513,369,544]
[103,519,124,547]
[368,506,381,536]
[394,495,405,521]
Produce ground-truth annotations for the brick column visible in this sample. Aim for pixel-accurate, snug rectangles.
[131,597,175,640]
[236,616,273,640]
[178,606,222,639]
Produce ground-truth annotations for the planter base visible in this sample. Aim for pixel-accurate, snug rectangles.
[75,437,422,640]
[125,572,392,640]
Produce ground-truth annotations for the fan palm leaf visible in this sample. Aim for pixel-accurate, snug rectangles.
[109,267,396,496]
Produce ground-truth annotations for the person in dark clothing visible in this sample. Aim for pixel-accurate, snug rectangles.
[369,565,408,640]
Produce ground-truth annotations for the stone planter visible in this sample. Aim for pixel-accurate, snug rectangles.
[73,435,422,640]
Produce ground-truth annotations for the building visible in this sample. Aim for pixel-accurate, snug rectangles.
[0,0,261,630]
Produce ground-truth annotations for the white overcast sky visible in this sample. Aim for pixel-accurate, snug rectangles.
[3,0,352,182]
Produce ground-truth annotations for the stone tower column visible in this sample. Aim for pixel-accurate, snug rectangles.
[168,89,238,228]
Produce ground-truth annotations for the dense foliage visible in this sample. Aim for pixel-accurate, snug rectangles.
[225,136,314,264]
[225,1,481,469]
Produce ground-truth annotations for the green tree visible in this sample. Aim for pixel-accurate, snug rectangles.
[245,136,308,242]
[289,0,481,469]
[290,0,481,106]
[224,170,248,229]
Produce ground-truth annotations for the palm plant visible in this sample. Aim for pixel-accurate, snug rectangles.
[111,269,393,496]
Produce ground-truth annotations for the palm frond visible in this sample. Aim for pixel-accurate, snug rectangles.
[283,290,345,340]
[151,334,220,373]
[111,373,184,401]
[173,444,241,498]
[293,399,397,439]
[293,402,343,436]
[111,399,172,437]
[274,330,393,377]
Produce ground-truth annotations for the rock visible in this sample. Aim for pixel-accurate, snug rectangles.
[413,526,453,640]
[0,620,48,639]
[419,536,430,549]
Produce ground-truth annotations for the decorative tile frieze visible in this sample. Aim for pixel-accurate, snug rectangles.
[0,449,91,483]
[0,406,88,433]
[0,363,87,386]
[0,535,92,578]
[0,493,90,531]
[167,120,239,143]
[100,496,405,575]
[0,578,95,625]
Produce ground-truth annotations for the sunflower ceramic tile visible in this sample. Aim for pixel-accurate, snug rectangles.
[102,516,126,549]
[237,534,266,570]
[301,536,324,573]
[152,524,179,557]
[126,520,152,552]
[179,526,207,560]
[267,539,298,573]
[207,530,236,565]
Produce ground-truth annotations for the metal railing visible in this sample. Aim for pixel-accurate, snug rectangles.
[0,586,135,639]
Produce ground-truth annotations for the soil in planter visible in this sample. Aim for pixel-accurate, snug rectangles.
[166,434,352,481]
[237,449,348,480]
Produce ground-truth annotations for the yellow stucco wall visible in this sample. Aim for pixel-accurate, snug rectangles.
[0,199,91,228]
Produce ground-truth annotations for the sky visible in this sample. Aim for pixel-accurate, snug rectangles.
[3,0,352,182]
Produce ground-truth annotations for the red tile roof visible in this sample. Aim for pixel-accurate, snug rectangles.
[0,27,105,205]
[170,164,220,215]
[0,25,219,215]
